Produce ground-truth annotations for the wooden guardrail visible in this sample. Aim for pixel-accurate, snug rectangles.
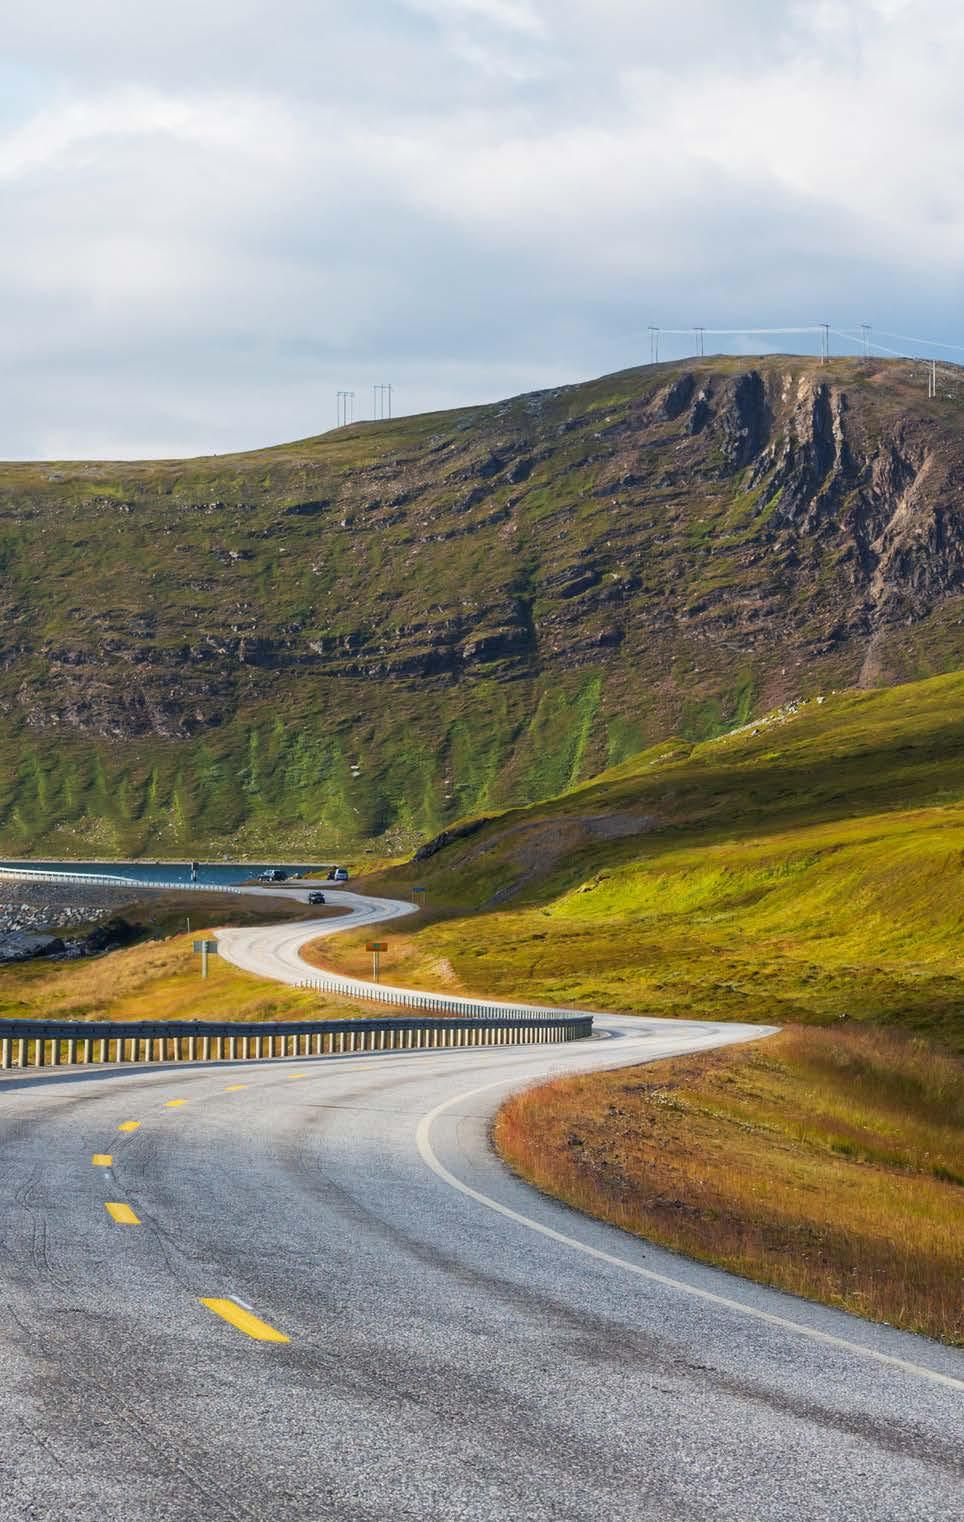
[0,1014,593,1070]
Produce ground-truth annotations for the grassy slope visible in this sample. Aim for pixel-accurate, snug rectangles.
[318,672,964,1049]
[494,1026,963,1343]
[0,356,961,856]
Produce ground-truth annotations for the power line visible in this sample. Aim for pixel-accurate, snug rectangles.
[827,328,960,395]
[648,322,964,370]
[850,327,964,356]
[656,326,825,336]
[827,327,905,358]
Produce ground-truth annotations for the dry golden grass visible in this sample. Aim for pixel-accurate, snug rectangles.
[0,898,376,1023]
[493,1025,964,1344]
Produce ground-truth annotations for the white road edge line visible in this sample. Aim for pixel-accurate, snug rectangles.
[415,1078,964,1393]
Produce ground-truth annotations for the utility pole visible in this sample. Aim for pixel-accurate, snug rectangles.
[928,360,937,399]
[820,324,830,364]
[372,384,394,420]
[336,391,355,426]
[648,326,660,364]
[860,323,872,365]
[694,326,705,357]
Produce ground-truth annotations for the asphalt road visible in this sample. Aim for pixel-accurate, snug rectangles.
[0,891,960,1520]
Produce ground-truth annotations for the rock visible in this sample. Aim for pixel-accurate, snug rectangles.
[413,817,490,862]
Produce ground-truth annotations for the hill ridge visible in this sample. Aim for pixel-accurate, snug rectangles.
[0,356,960,855]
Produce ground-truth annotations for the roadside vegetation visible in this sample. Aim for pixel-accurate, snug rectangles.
[493,1025,964,1344]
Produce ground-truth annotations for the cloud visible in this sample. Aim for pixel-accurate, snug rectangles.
[2,1,963,456]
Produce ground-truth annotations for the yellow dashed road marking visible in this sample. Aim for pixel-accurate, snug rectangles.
[200,1298,289,1343]
[224,1084,248,1092]
[92,1153,113,1167]
[105,1202,140,1225]
[117,1121,140,1132]
[164,1099,187,1108]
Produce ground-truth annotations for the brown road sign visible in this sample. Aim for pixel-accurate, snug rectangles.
[366,942,388,952]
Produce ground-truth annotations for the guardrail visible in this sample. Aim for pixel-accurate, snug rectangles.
[297,971,572,1023]
[0,1013,593,1070]
[0,867,246,893]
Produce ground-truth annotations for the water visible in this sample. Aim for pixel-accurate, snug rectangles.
[0,860,334,888]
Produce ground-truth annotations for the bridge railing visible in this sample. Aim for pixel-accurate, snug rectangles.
[0,1013,593,1070]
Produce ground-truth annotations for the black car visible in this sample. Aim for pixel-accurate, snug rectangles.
[307,890,326,905]
[257,869,288,882]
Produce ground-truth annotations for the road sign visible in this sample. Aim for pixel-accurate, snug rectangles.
[192,939,219,978]
[366,941,387,982]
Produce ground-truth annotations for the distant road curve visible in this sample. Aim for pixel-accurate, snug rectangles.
[0,883,959,1521]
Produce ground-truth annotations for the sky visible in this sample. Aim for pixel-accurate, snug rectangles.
[3,0,964,458]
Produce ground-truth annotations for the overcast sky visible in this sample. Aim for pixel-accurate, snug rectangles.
[3,0,963,458]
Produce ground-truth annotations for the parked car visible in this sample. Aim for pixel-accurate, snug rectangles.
[257,868,288,882]
[307,890,326,905]
[328,866,349,882]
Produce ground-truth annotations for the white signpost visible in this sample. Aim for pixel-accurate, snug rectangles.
[192,939,219,978]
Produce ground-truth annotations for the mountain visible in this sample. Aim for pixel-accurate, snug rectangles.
[0,356,961,856]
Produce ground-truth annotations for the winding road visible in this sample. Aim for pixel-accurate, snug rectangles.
[0,886,960,1521]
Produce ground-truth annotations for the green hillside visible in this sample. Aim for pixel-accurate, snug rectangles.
[348,673,964,1049]
[0,355,961,855]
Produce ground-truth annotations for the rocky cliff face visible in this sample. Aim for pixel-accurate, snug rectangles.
[0,355,960,853]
